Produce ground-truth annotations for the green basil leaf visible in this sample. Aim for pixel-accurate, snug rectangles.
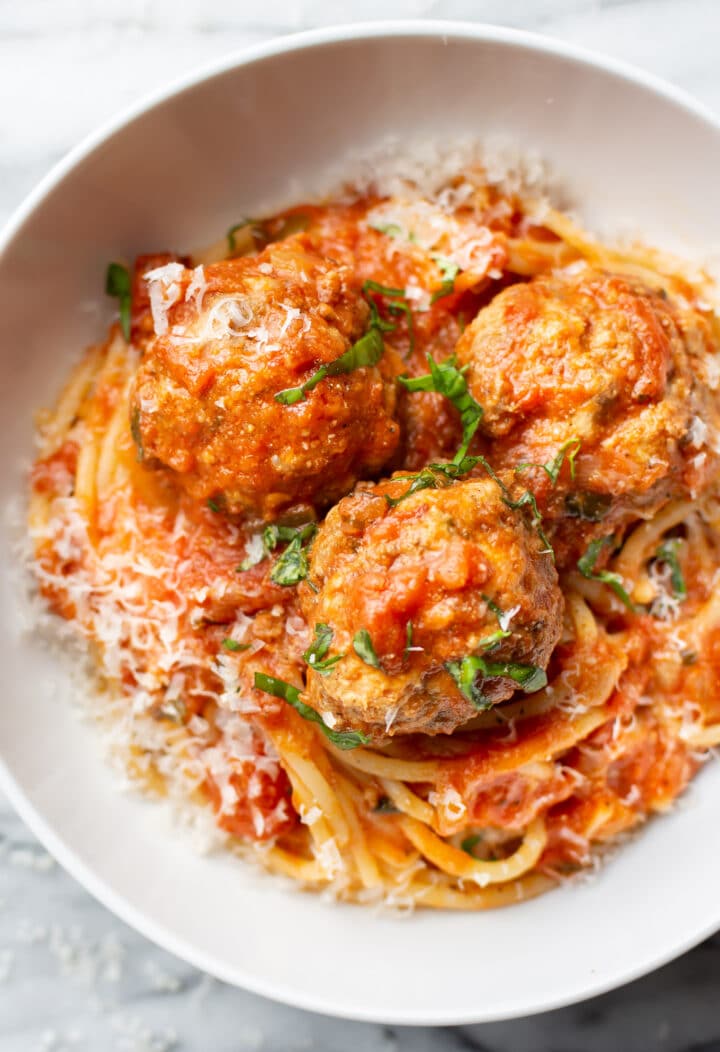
[353,629,381,669]
[275,326,385,405]
[254,672,368,749]
[262,524,303,552]
[445,652,547,711]
[362,280,415,356]
[577,536,635,610]
[303,623,344,676]
[369,221,404,239]
[269,524,317,587]
[399,354,483,463]
[538,437,582,485]
[655,538,687,600]
[207,498,222,513]
[222,638,251,652]
[430,254,461,303]
[106,262,131,342]
[402,620,414,662]
[460,834,482,856]
[445,657,494,710]
[226,219,258,254]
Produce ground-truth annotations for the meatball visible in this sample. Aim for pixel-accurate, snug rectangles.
[455,268,720,557]
[299,476,563,741]
[130,239,401,520]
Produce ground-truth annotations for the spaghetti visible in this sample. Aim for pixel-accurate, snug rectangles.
[28,160,720,910]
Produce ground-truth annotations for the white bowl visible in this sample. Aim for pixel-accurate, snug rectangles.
[2,21,720,1026]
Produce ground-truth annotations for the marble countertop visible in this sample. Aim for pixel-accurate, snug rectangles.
[3,1,720,1048]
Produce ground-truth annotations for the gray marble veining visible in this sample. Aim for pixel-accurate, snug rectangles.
[2,2,720,1048]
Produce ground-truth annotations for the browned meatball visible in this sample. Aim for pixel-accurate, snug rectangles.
[298,476,563,742]
[130,240,401,520]
[455,268,720,559]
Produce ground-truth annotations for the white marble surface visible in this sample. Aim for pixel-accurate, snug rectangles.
[3,1,720,1048]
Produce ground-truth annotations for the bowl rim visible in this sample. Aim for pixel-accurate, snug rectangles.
[2,19,720,1025]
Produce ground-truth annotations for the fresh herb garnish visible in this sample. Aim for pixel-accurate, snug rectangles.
[445,654,547,711]
[516,437,581,486]
[106,262,131,342]
[430,254,461,303]
[475,628,512,650]
[460,834,482,856]
[383,463,459,508]
[275,326,384,405]
[402,621,415,662]
[254,672,368,749]
[369,220,404,239]
[565,491,612,522]
[269,523,317,587]
[353,629,381,669]
[577,536,635,610]
[483,594,505,625]
[475,455,554,558]
[263,523,305,551]
[207,498,222,513]
[400,354,484,463]
[303,623,344,676]
[362,280,415,355]
[655,538,687,600]
[222,638,251,652]
[226,219,258,254]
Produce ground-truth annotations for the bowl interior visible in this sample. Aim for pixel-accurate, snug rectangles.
[1,25,720,1024]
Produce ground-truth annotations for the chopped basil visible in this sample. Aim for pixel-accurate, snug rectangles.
[505,491,554,557]
[269,523,317,587]
[254,672,368,749]
[430,254,461,303]
[399,354,483,463]
[475,628,512,650]
[565,491,612,522]
[681,649,697,666]
[362,280,415,356]
[263,523,305,551]
[130,406,144,462]
[226,219,257,254]
[303,623,344,676]
[106,262,131,342]
[369,220,404,239]
[476,455,554,558]
[353,629,381,669]
[460,834,482,856]
[577,536,634,610]
[402,620,414,662]
[655,538,687,599]
[222,638,251,652]
[363,280,406,298]
[517,437,581,486]
[446,653,547,710]
[207,498,222,513]
[275,326,385,405]
[483,594,505,625]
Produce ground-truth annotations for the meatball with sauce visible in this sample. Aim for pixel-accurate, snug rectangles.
[130,239,401,521]
[455,268,720,559]
[298,476,563,742]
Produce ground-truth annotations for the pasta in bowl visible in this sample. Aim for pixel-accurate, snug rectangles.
[28,159,720,911]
